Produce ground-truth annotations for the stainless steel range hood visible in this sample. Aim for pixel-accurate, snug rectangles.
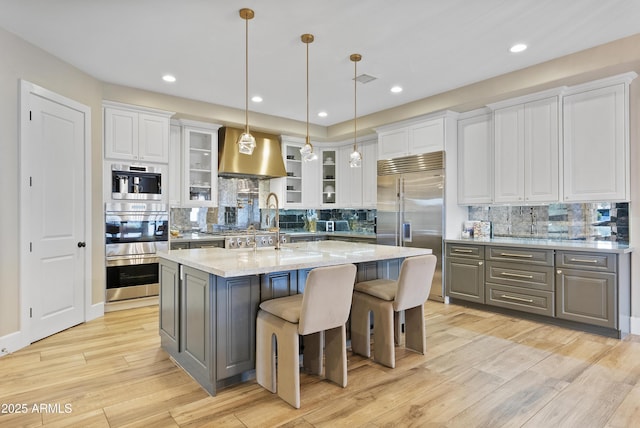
[218,127,287,178]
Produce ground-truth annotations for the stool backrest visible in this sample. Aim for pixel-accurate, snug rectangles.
[298,264,357,335]
[394,255,437,312]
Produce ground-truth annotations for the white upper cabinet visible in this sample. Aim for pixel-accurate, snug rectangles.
[491,94,560,204]
[361,140,378,209]
[457,111,493,204]
[271,136,321,209]
[337,145,363,208]
[103,101,174,163]
[181,121,221,207]
[563,73,636,202]
[168,123,182,206]
[376,114,450,160]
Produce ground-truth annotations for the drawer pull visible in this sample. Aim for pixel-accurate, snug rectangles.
[569,258,599,264]
[500,294,534,303]
[500,272,534,279]
[500,252,533,258]
[454,249,473,253]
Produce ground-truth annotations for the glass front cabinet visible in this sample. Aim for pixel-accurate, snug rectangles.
[272,136,320,209]
[321,149,338,207]
[181,120,221,207]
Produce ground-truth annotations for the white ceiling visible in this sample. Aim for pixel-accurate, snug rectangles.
[2,0,640,126]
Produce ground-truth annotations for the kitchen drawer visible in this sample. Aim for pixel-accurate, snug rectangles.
[556,251,616,273]
[485,261,554,291]
[487,246,553,265]
[485,283,554,317]
[446,244,484,259]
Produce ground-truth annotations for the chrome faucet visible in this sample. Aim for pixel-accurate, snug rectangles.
[266,192,281,250]
[247,224,257,252]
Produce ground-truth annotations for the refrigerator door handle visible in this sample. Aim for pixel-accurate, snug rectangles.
[402,222,412,243]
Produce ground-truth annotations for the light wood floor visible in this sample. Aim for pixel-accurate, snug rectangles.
[2,302,640,428]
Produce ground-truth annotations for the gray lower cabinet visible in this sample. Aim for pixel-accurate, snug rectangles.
[446,244,485,303]
[159,259,180,357]
[555,251,621,329]
[158,260,260,395]
[260,270,299,301]
[216,275,260,380]
[484,247,554,317]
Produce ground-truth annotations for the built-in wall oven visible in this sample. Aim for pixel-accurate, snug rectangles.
[105,202,168,302]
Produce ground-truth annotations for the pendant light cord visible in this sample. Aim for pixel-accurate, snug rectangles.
[306,39,310,144]
[245,14,249,135]
[353,58,357,152]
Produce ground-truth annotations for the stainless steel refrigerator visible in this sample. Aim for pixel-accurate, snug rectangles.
[376,151,444,301]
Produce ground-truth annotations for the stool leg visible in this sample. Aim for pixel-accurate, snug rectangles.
[404,304,426,354]
[373,301,395,368]
[324,325,347,387]
[350,292,371,358]
[277,322,301,409]
[256,311,276,393]
[302,331,323,375]
[394,310,402,346]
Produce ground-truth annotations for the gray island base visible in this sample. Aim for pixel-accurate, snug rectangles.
[157,240,432,395]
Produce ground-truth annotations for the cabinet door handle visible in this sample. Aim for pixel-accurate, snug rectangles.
[454,249,473,253]
[478,261,483,266]
[569,258,599,264]
[500,252,533,258]
[557,269,562,274]
[500,272,533,279]
[500,294,534,303]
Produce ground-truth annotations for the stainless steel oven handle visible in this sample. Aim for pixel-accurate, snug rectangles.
[106,255,159,267]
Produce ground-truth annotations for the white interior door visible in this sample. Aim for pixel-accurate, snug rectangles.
[21,82,88,343]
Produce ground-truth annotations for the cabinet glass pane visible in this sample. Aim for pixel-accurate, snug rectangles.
[322,150,336,205]
[188,131,213,202]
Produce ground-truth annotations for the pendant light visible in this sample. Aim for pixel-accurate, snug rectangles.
[237,8,256,155]
[349,53,362,168]
[300,34,318,162]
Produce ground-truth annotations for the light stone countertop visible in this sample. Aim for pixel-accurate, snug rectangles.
[158,240,431,277]
[445,237,632,254]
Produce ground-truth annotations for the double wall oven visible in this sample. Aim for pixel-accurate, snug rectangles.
[105,202,168,302]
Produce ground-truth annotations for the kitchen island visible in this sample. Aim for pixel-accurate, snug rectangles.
[157,240,432,394]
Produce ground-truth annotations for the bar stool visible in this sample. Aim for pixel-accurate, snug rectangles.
[256,263,357,409]
[351,254,437,368]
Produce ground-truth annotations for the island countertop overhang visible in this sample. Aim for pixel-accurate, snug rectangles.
[158,240,432,277]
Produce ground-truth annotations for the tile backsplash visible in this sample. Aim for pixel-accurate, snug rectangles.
[467,202,628,244]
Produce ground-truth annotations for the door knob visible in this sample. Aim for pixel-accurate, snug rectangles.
[77,241,86,248]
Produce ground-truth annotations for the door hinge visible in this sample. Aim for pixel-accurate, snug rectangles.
[29,110,32,121]
[30,176,33,187]
[29,308,32,318]
[29,242,32,252]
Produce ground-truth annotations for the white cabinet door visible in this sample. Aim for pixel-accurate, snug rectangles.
[361,141,377,208]
[457,113,493,204]
[104,108,138,160]
[409,118,444,155]
[104,103,173,163]
[182,125,219,207]
[377,128,408,160]
[337,145,363,208]
[493,105,525,203]
[493,97,559,204]
[563,84,627,201]
[525,97,559,203]
[168,124,182,206]
[138,113,170,163]
[273,139,322,209]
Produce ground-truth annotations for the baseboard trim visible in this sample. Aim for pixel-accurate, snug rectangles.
[631,316,640,335]
[87,301,104,321]
[0,331,28,358]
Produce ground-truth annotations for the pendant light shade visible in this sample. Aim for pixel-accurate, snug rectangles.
[238,8,256,155]
[300,33,318,162]
[349,53,362,168]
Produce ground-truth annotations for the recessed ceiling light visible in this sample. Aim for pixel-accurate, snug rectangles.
[391,86,403,93]
[162,74,176,83]
[318,111,328,118]
[251,95,263,103]
[509,43,527,53]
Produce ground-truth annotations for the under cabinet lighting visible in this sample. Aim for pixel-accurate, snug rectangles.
[318,111,328,118]
[162,74,176,83]
[251,95,263,103]
[509,43,527,53]
[390,86,403,93]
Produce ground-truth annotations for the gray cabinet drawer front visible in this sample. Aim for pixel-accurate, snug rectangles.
[485,261,554,291]
[487,246,553,265]
[447,244,484,259]
[486,283,554,317]
[556,251,616,272]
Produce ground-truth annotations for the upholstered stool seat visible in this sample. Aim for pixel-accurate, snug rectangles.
[351,254,437,368]
[256,263,357,408]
